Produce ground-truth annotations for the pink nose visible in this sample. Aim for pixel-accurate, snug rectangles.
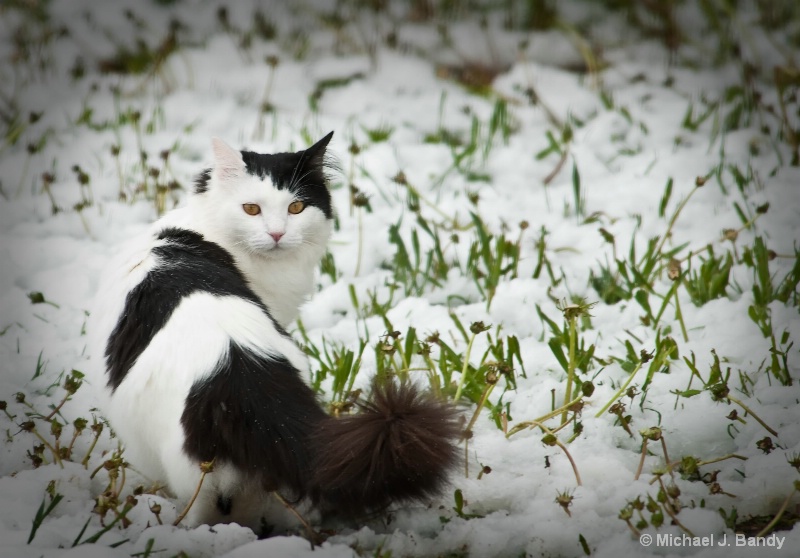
[270,232,284,243]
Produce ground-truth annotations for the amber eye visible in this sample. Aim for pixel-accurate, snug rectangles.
[242,203,261,216]
[288,201,305,214]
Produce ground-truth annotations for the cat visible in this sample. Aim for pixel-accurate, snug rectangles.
[87,133,460,533]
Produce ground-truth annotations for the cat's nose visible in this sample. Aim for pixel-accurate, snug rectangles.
[270,232,284,243]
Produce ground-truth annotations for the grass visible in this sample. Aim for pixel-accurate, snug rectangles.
[1,0,799,556]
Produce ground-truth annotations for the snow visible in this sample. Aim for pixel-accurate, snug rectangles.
[1,1,799,557]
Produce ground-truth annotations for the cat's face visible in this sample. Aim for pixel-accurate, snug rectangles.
[193,134,334,260]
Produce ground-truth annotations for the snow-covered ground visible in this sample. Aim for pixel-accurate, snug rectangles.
[1,1,798,557]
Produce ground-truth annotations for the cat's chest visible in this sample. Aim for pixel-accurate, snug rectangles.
[236,254,316,328]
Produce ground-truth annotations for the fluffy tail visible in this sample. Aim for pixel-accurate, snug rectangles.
[310,381,462,516]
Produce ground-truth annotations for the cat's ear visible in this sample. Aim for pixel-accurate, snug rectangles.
[211,137,245,181]
[302,131,334,169]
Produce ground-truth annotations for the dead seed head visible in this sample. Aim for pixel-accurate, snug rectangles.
[756,436,774,454]
[470,321,490,334]
[72,166,90,185]
[695,175,707,187]
[29,292,46,304]
[557,298,597,320]
[756,202,769,214]
[555,489,574,516]
[679,456,698,476]
[541,433,558,447]
[667,258,681,280]
[64,373,83,394]
[709,383,729,401]
[722,228,738,242]
[353,192,370,208]
[639,426,662,441]
[640,349,653,364]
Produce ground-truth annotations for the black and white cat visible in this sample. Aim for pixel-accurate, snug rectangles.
[88,134,459,532]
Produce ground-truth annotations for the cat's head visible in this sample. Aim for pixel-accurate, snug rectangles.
[191,133,335,261]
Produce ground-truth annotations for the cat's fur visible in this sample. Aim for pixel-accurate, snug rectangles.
[88,134,460,532]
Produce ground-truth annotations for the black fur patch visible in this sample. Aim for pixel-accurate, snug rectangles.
[194,168,212,194]
[240,132,334,219]
[216,495,233,516]
[104,227,269,391]
[181,341,328,497]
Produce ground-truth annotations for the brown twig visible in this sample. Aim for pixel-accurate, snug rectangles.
[273,492,320,549]
[173,459,214,526]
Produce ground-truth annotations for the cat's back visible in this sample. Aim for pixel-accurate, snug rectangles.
[88,220,310,486]
[88,214,272,395]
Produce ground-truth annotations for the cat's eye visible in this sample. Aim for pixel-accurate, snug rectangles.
[288,201,305,214]
[242,203,261,216]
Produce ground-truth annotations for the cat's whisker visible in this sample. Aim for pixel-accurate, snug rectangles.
[288,169,315,193]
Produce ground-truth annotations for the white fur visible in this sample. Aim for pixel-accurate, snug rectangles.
[86,231,163,411]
